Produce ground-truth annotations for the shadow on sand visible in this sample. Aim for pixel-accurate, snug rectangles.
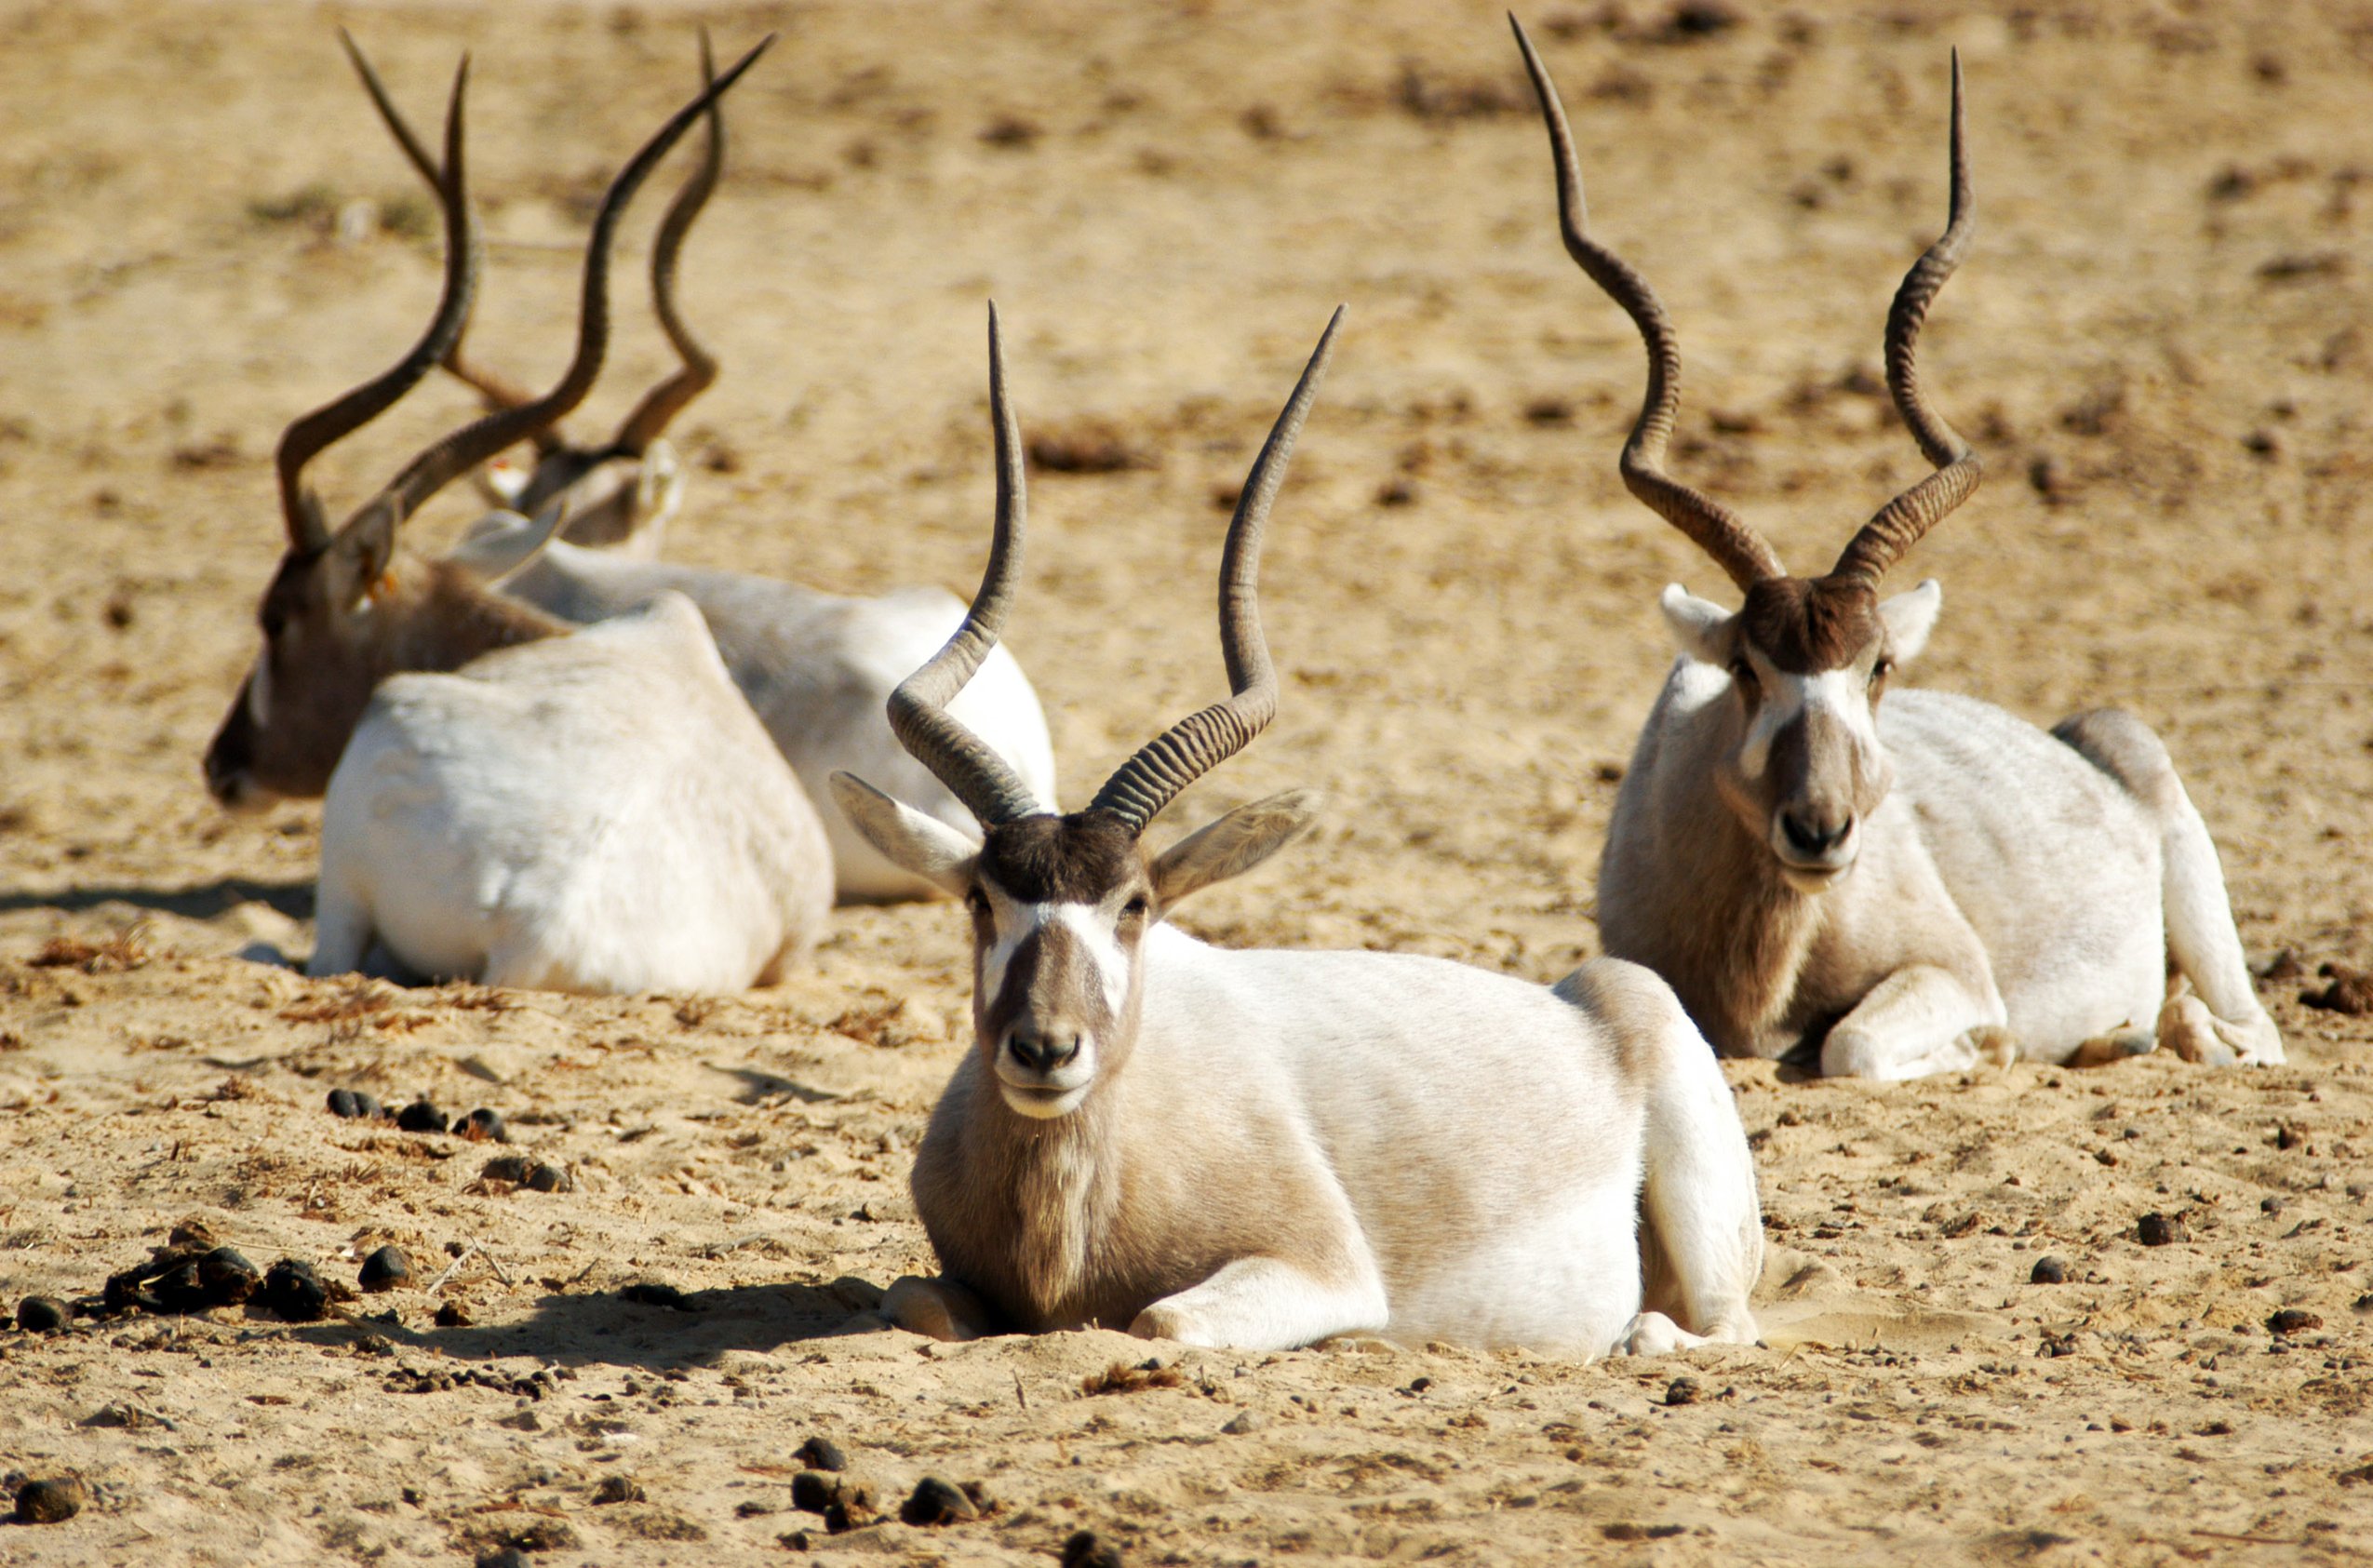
[0,876,314,923]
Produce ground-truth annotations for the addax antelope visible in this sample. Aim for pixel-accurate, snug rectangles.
[835,306,1763,1356]
[1511,18,2282,1079]
[206,39,831,994]
[346,32,1057,905]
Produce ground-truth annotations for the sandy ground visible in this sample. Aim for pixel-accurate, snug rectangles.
[2,0,2371,1562]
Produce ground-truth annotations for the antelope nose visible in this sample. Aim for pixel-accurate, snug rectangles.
[1780,809,1853,858]
[1007,1029,1080,1074]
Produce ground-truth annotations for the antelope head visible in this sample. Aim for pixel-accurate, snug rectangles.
[832,305,1343,1119]
[205,37,770,810]
[342,27,728,556]
[1514,17,1978,891]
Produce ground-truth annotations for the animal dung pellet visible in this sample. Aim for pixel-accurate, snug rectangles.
[14,1295,69,1333]
[479,1154,532,1184]
[523,1162,572,1193]
[259,1258,328,1321]
[12,1477,86,1524]
[2029,1255,2069,1284]
[592,1475,644,1506]
[1063,1530,1127,1568]
[326,1089,384,1119]
[1664,1375,1700,1407]
[460,1107,509,1143]
[794,1436,847,1472]
[2137,1212,2188,1246]
[434,1300,470,1329]
[358,1245,411,1293]
[198,1246,261,1305]
[396,1099,449,1134]
[789,1471,837,1514]
[2267,1308,2324,1336]
[900,1475,980,1526]
[619,1281,703,1311]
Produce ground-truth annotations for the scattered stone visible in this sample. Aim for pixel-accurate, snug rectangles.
[258,1258,329,1322]
[1063,1530,1126,1568]
[460,1108,509,1144]
[735,1498,777,1517]
[15,1296,69,1333]
[795,1436,847,1472]
[434,1301,470,1329]
[593,1475,645,1506]
[1665,1375,1700,1407]
[396,1100,449,1134]
[2261,1196,2287,1214]
[619,1281,702,1312]
[1220,1409,1265,1435]
[496,1409,541,1431]
[12,1477,85,1524]
[789,1471,837,1514]
[2030,1255,2070,1285]
[2138,1212,2189,1247]
[2268,1308,2325,1336]
[358,1246,410,1293]
[900,1475,979,1526]
[326,1089,384,1120]
[778,1529,812,1551]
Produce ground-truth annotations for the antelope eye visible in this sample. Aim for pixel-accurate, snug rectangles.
[1119,896,1151,922]
[1871,656,1895,684]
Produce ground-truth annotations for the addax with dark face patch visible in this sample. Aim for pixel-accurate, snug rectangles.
[209,35,830,994]
[1512,16,2281,1079]
[833,305,1765,1357]
[345,28,1058,906]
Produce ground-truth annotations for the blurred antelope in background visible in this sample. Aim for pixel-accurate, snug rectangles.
[207,39,831,993]
[837,305,1763,1356]
[347,32,1057,904]
[1512,18,2281,1080]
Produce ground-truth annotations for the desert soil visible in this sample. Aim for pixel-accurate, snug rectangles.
[2,1,2371,1563]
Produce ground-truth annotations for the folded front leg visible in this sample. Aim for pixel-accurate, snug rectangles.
[1131,1256,1388,1351]
[1820,963,2009,1080]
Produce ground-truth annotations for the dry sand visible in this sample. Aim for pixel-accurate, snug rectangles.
[2,1,2371,1562]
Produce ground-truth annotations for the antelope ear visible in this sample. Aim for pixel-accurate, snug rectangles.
[829,772,979,896]
[331,494,402,608]
[1658,583,1734,665]
[443,503,570,587]
[1878,579,1942,664]
[1151,789,1323,909]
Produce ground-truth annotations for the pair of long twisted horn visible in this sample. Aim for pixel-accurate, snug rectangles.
[286,35,769,564]
[890,305,1345,835]
[341,28,727,490]
[1511,13,1978,590]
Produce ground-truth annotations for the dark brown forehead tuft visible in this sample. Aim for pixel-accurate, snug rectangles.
[1736,576,1884,673]
[979,810,1147,903]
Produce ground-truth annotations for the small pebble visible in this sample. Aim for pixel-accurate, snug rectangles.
[2137,1212,2188,1247]
[396,1100,449,1134]
[2267,1308,2324,1336]
[1220,1409,1265,1435]
[900,1475,979,1526]
[1665,1375,1700,1407]
[358,1246,410,1293]
[2261,1196,2287,1214]
[2029,1255,2069,1285]
[795,1436,847,1472]
[593,1475,645,1506]
[13,1477,85,1524]
[778,1529,811,1550]
[258,1259,328,1322]
[434,1301,470,1329]
[460,1108,509,1144]
[1063,1530,1127,1568]
[16,1296,70,1333]
[326,1089,384,1120]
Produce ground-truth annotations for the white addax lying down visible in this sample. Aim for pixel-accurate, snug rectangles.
[350,31,1056,904]
[1511,20,2282,1080]
[205,40,830,993]
[833,306,1763,1356]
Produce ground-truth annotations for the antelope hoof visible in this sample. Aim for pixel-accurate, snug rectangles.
[1962,1025,2018,1069]
[1129,1303,1192,1343]
[1615,1311,1700,1358]
[2158,994,2284,1068]
[883,1276,980,1342]
[2068,1026,2157,1070]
